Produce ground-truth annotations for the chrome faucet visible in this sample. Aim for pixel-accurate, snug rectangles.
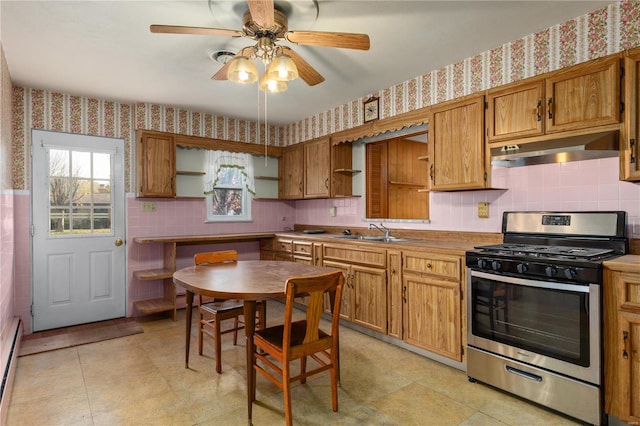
[369,223,390,239]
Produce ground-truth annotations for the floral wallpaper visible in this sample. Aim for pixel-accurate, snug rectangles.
[11,1,640,189]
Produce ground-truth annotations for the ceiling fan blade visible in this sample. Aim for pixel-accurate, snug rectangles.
[247,0,274,29]
[211,59,233,81]
[285,31,370,50]
[150,25,242,38]
[281,47,325,86]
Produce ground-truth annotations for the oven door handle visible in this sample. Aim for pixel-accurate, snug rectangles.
[505,365,543,382]
[470,270,590,293]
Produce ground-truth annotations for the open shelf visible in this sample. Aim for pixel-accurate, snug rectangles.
[176,170,205,176]
[334,168,362,174]
[133,268,173,280]
[133,298,174,315]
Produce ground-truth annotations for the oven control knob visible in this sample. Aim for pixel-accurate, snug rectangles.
[545,266,558,277]
[491,260,502,271]
[477,259,488,269]
[564,268,577,279]
[516,263,528,274]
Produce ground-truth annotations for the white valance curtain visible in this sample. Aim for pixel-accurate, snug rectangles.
[204,150,255,195]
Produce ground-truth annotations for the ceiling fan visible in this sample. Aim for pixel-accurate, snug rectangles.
[150,0,370,88]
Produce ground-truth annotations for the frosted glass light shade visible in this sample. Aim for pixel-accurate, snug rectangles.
[266,54,298,82]
[227,56,258,84]
[259,74,287,93]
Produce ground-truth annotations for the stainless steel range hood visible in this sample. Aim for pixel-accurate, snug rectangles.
[491,130,620,167]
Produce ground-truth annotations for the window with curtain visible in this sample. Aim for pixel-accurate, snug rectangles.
[204,150,255,222]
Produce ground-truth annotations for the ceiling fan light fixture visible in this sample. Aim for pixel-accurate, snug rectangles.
[227,55,258,84]
[266,53,299,81]
[259,74,287,93]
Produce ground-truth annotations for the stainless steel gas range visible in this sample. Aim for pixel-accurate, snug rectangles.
[466,211,628,425]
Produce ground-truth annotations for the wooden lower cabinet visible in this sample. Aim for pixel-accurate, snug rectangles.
[402,250,463,361]
[604,259,640,424]
[323,243,387,334]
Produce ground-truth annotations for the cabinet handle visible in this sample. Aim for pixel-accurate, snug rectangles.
[427,263,432,269]
[402,285,407,303]
[429,164,434,181]
[299,182,303,192]
[536,100,542,122]
[623,331,629,359]
[547,98,553,120]
[630,138,636,164]
[325,178,329,189]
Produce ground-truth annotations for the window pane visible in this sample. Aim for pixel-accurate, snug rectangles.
[72,208,92,232]
[50,208,71,234]
[93,207,111,232]
[72,179,92,207]
[93,153,111,179]
[49,149,70,177]
[216,167,243,188]
[93,180,111,204]
[49,177,71,206]
[73,151,91,178]
[210,189,243,216]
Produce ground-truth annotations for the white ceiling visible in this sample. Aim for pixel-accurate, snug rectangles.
[1,0,614,126]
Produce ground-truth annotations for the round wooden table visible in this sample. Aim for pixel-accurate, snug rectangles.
[173,260,339,424]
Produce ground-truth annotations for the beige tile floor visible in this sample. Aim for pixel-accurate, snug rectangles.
[8,302,582,426]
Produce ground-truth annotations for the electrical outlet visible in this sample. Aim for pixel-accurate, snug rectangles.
[477,202,489,218]
[142,202,157,212]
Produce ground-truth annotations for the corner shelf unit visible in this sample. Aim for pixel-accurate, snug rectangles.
[132,233,276,320]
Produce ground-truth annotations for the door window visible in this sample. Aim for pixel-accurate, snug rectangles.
[47,148,113,236]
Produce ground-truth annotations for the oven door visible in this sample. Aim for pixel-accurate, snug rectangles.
[466,269,600,385]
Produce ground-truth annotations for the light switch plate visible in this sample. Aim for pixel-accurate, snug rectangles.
[477,202,489,218]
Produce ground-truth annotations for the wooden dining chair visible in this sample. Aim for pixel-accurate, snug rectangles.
[251,270,344,426]
[194,250,265,374]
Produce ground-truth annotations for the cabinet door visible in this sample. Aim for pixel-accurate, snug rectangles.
[137,132,175,197]
[623,48,640,181]
[486,79,545,142]
[280,144,304,199]
[617,311,640,423]
[304,137,331,198]
[352,264,387,334]
[429,95,486,190]
[403,273,462,361]
[323,260,353,322]
[546,56,621,133]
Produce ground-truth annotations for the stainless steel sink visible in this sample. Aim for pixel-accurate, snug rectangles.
[334,235,408,243]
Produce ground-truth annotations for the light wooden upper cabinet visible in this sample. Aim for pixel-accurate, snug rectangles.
[623,47,640,181]
[486,79,545,142]
[136,131,175,198]
[429,95,487,190]
[546,56,621,133]
[279,144,304,199]
[303,137,331,198]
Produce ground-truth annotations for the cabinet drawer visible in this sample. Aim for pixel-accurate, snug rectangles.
[275,239,293,253]
[293,241,313,256]
[617,273,640,312]
[323,244,386,268]
[403,251,461,281]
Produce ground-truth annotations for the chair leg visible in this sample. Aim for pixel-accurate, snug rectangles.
[283,361,293,426]
[258,300,266,330]
[198,312,204,356]
[214,314,222,374]
[233,317,239,346]
[330,363,338,412]
[300,356,307,384]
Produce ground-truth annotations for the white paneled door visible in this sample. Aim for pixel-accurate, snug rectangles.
[31,130,126,332]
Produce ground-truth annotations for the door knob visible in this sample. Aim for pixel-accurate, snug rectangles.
[114,239,123,246]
